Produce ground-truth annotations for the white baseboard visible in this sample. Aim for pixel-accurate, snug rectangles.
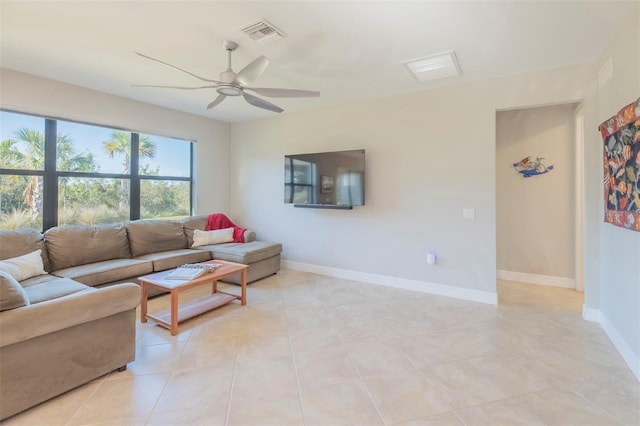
[582,305,640,381]
[497,270,575,289]
[283,260,497,305]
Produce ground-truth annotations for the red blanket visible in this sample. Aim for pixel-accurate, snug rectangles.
[205,213,246,243]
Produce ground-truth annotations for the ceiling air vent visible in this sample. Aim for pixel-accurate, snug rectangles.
[240,19,285,44]
[404,50,462,83]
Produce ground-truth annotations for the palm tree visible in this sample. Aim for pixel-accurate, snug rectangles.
[2,129,96,216]
[11,128,45,217]
[102,131,155,209]
[56,133,96,208]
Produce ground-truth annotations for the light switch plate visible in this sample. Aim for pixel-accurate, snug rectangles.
[463,208,475,219]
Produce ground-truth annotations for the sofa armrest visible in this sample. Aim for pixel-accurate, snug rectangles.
[0,283,140,348]
[244,230,256,242]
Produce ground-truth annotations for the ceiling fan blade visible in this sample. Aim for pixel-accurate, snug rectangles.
[207,94,227,110]
[134,51,220,83]
[242,92,283,113]
[234,56,269,86]
[245,87,320,98]
[132,84,217,90]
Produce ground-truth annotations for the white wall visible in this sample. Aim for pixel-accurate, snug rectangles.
[582,6,640,377]
[0,69,230,215]
[229,64,590,298]
[496,104,576,282]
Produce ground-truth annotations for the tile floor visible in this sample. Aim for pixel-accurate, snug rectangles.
[3,271,638,425]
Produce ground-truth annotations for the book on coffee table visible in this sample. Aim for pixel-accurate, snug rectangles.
[165,263,220,280]
[165,267,206,280]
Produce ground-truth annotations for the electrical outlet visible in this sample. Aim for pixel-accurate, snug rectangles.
[463,208,475,219]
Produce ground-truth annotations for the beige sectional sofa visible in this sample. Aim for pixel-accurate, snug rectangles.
[0,215,281,420]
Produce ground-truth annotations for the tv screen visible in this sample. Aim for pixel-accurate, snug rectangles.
[284,149,365,207]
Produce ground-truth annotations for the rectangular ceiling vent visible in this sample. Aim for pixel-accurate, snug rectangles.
[404,50,462,83]
[240,19,285,44]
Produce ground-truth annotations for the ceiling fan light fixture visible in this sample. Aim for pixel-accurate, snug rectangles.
[404,50,462,82]
[216,85,242,96]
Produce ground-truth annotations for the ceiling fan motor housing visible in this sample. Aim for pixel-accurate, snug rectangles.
[219,70,236,83]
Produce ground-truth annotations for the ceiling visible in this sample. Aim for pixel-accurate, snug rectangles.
[0,1,635,123]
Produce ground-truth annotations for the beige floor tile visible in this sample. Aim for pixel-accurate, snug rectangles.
[466,351,557,397]
[2,381,100,426]
[67,374,169,425]
[289,323,343,352]
[429,327,503,360]
[8,271,637,425]
[227,391,304,426]
[345,337,416,377]
[393,411,464,426]
[515,345,607,385]
[294,345,359,389]
[454,398,545,425]
[85,416,148,426]
[172,334,240,372]
[153,366,232,413]
[332,315,394,341]
[301,379,384,426]
[231,354,298,401]
[285,303,331,331]
[514,388,620,425]
[124,341,186,376]
[235,330,293,364]
[363,371,450,424]
[419,360,508,409]
[395,334,456,369]
[146,402,228,426]
[569,372,640,424]
[498,280,584,312]
[136,321,193,346]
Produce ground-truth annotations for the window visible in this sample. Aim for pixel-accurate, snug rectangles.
[284,157,316,204]
[0,110,194,231]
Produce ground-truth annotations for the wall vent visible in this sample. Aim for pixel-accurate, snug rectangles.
[240,19,285,44]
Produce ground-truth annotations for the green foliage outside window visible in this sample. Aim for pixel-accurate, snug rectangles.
[0,112,193,230]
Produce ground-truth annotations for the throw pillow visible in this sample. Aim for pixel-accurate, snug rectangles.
[0,249,46,282]
[0,271,30,311]
[192,228,234,247]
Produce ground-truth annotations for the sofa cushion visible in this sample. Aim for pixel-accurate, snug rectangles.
[196,241,282,264]
[19,273,65,288]
[126,220,187,257]
[181,215,256,246]
[52,259,153,287]
[0,249,46,282]
[192,228,234,247]
[0,229,50,272]
[44,224,131,271]
[0,271,30,311]
[181,215,208,246]
[22,277,92,305]
[135,249,211,272]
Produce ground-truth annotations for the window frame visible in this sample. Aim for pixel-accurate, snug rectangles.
[0,109,194,231]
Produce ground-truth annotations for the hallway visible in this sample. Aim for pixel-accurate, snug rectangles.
[498,280,584,312]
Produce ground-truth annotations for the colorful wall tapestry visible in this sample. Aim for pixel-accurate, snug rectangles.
[599,97,640,232]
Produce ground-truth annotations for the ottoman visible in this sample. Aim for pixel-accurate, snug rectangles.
[200,241,282,284]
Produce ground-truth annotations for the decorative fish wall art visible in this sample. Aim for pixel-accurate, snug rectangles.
[513,156,554,178]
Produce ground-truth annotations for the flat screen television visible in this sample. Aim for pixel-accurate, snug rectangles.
[284,149,365,208]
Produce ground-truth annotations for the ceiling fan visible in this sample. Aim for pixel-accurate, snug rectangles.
[133,40,320,113]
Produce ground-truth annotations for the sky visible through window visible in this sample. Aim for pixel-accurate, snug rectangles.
[1,111,191,177]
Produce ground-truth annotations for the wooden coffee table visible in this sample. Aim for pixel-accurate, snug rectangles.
[138,260,248,335]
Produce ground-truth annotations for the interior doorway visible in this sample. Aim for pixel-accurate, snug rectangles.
[495,102,585,311]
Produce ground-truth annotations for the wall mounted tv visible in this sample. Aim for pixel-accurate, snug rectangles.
[284,149,365,209]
